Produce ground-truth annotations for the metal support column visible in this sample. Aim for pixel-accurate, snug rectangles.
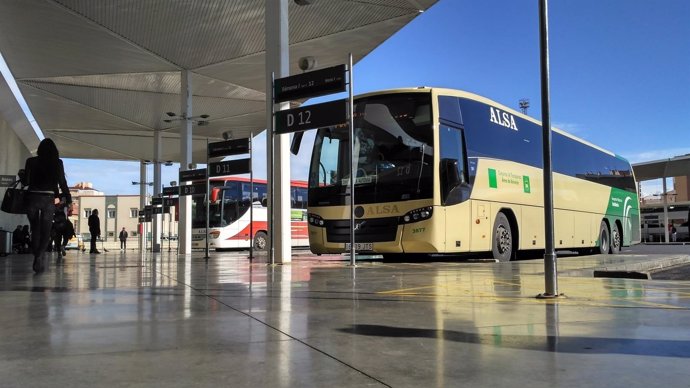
[152,130,162,253]
[265,0,291,264]
[178,69,193,255]
[538,0,559,299]
[663,177,669,243]
[139,160,147,253]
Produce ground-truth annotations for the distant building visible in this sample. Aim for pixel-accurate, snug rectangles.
[78,195,177,243]
[675,176,689,202]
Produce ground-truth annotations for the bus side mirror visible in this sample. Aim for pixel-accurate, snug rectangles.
[441,158,461,190]
[290,132,304,155]
[210,188,220,204]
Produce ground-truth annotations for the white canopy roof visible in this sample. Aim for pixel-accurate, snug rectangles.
[0,0,436,163]
[632,154,690,182]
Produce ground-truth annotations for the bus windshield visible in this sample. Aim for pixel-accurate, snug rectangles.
[308,92,434,206]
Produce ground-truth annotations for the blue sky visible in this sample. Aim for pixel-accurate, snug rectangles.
[3,0,690,196]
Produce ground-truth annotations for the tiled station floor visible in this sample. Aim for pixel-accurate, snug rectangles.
[1,250,689,387]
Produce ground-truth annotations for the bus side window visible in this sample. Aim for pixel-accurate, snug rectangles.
[439,125,469,206]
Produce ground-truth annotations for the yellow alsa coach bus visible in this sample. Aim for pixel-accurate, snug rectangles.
[306,88,640,261]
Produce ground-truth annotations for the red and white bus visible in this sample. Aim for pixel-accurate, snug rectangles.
[190,177,309,250]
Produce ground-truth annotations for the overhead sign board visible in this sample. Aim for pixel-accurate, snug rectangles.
[0,175,16,187]
[153,206,164,215]
[163,198,178,207]
[209,159,251,177]
[275,99,347,134]
[208,138,250,158]
[179,168,206,182]
[179,183,207,196]
[274,64,346,103]
[151,197,163,205]
[162,186,178,196]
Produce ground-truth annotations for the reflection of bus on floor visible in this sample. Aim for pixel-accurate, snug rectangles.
[304,88,640,261]
[191,177,308,250]
[640,204,690,242]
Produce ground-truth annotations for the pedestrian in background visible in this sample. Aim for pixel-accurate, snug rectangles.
[21,138,71,273]
[671,225,677,243]
[88,209,101,254]
[119,227,128,250]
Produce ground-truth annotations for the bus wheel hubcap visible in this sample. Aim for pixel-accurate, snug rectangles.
[497,226,511,253]
[612,229,620,249]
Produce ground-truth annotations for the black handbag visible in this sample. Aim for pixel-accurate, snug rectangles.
[1,180,27,214]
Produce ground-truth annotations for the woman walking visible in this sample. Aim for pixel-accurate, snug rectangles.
[22,138,71,273]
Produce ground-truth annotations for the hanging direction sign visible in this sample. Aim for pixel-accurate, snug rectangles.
[0,175,16,187]
[274,64,346,103]
[151,197,163,205]
[179,183,207,196]
[208,138,250,158]
[179,168,207,182]
[275,99,347,134]
[162,186,178,196]
[209,158,251,177]
[153,206,164,215]
[163,198,178,207]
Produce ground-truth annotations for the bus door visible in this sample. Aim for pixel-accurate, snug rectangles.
[219,182,243,242]
[439,124,471,252]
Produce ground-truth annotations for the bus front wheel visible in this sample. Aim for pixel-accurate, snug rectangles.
[598,221,610,254]
[492,213,515,262]
[254,231,268,251]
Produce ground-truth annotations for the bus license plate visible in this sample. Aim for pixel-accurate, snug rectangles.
[345,243,373,251]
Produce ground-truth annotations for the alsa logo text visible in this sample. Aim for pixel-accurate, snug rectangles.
[365,204,399,216]
[489,107,518,131]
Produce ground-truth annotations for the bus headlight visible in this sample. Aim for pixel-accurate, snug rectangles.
[400,206,433,224]
[308,213,325,227]
[209,230,220,239]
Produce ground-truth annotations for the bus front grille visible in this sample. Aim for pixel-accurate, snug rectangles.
[325,217,398,243]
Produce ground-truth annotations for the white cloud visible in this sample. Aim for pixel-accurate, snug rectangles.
[553,122,585,135]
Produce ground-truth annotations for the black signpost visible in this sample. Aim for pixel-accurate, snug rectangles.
[272,57,354,266]
[206,137,253,260]
[0,175,16,187]
[209,159,251,177]
[179,168,207,182]
[163,198,178,207]
[275,99,347,134]
[179,183,206,196]
[162,186,178,196]
[274,64,346,103]
[208,138,250,158]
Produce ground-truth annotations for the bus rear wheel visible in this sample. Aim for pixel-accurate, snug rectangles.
[492,213,515,262]
[598,221,610,254]
[611,222,622,253]
[254,231,268,251]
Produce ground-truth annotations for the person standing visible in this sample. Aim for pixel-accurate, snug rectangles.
[671,225,677,243]
[88,209,101,254]
[119,227,128,250]
[21,138,71,273]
